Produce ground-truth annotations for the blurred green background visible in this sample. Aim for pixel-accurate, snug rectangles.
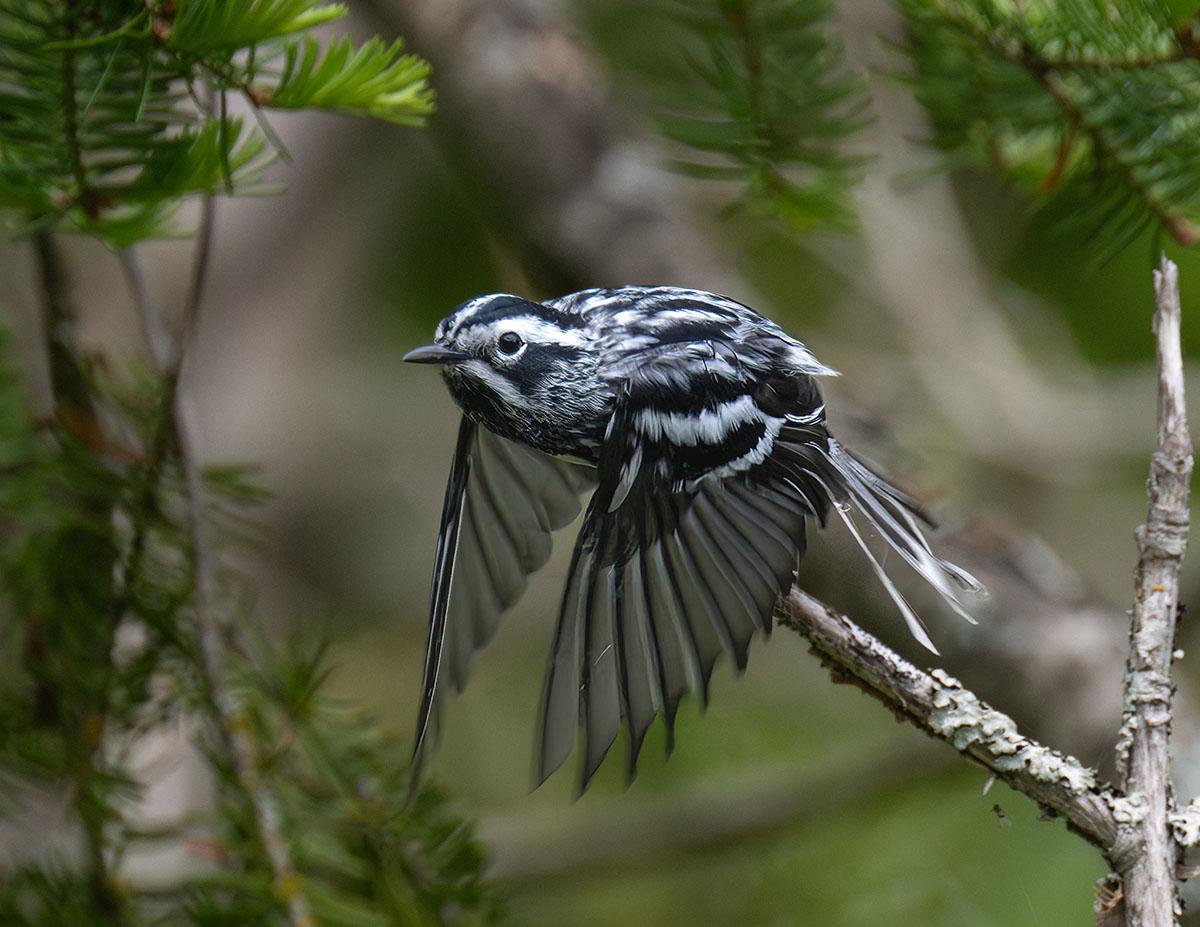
[5,0,1200,923]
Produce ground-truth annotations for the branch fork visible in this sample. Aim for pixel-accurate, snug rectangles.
[781,256,1192,926]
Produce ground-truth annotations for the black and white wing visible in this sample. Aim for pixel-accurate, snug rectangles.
[410,416,594,791]
[535,354,984,792]
[806,437,984,651]
[535,349,835,790]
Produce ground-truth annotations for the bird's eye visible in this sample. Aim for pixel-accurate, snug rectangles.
[497,332,524,355]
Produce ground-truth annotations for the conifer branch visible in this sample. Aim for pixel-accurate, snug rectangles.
[121,198,315,926]
[896,0,1200,251]
[1034,71,1197,247]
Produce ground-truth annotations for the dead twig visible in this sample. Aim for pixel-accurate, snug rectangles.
[778,589,1121,849]
[781,257,1192,926]
[1110,256,1191,925]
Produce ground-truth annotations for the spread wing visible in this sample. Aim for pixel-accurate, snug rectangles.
[535,354,984,792]
[410,417,594,792]
[535,352,834,791]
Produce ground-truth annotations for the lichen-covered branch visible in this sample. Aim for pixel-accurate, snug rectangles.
[1169,797,1200,849]
[781,258,1191,924]
[778,589,1121,849]
[1113,256,1191,925]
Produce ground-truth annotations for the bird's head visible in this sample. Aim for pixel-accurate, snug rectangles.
[404,294,606,457]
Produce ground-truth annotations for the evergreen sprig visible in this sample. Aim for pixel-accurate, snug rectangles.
[0,318,512,923]
[659,0,870,232]
[169,0,347,52]
[0,0,434,245]
[0,3,510,924]
[181,639,513,926]
[896,0,1200,255]
[268,35,434,125]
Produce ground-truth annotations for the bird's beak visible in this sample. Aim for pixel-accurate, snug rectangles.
[403,344,468,365]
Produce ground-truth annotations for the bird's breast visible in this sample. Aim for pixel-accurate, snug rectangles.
[444,365,610,462]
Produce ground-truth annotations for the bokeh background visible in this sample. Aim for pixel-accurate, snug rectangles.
[5,0,1200,923]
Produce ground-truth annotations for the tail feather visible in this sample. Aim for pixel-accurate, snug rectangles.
[826,441,984,620]
[779,427,985,650]
[831,501,941,653]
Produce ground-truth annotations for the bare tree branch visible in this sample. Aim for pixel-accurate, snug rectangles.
[1113,256,1191,926]
[781,258,1192,925]
[778,589,1121,849]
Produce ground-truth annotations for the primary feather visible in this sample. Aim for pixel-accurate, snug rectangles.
[404,286,983,794]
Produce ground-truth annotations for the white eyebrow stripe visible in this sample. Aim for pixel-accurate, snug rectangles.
[453,314,591,352]
[498,315,590,347]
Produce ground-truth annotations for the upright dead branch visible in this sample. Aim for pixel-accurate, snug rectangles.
[1112,256,1191,926]
[782,260,1191,925]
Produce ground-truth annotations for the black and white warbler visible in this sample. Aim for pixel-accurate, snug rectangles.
[404,286,983,792]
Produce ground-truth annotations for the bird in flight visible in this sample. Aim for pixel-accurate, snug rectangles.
[403,286,983,794]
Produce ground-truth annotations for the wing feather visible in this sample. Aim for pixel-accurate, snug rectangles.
[581,560,621,787]
[661,518,738,684]
[637,540,696,751]
[615,555,665,776]
[463,484,524,620]
[537,544,588,783]
[410,418,593,795]
[657,516,727,703]
[689,492,779,623]
[676,508,761,667]
[453,499,505,671]
[706,486,797,597]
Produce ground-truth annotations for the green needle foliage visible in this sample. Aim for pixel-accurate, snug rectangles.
[269,35,435,121]
[181,638,511,926]
[657,0,870,232]
[0,3,509,925]
[629,0,1200,258]
[0,0,434,245]
[896,0,1200,260]
[0,327,510,926]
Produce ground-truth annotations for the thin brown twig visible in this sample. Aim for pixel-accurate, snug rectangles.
[120,192,314,926]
